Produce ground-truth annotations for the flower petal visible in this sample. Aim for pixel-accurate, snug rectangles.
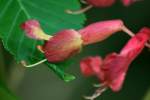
[109,72,126,91]
[101,53,129,91]
[21,20,51,40]
[80,56,103,77]
[120,27,150,61]
[43,29,83,62]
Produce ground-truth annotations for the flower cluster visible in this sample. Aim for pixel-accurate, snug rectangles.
[80,27,150,100]
[20,0,148,99]
[21,18,149,99]
[21,19,136,64]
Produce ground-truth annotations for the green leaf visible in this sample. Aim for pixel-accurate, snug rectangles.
[46,62,75,82]
[0,0,85,81]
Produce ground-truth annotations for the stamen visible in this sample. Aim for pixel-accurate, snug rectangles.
[24,59,47,68]
[84,84,107,100]
[80,0,88,4]
[37,45,44,53]
[122,26,150,48]
[122,26,135,37]
[65,5,93,15]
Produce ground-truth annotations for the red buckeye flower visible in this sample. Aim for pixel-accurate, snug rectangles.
[21,19,149,67]
[80,27,150,100]
[66,0,141,14]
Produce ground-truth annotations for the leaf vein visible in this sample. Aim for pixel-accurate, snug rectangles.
[0,0,13,19]
[23,0,80,26]
[16,0,31,19]
[5,9,22,48]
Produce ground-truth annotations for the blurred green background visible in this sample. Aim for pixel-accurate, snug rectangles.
[1,0,150,100]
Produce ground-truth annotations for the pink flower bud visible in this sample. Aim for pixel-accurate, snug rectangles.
[79,20,124,45]
[80,27,150,97]
[42,29,83,62]
[85,0,115,7]
[21,20,51,40]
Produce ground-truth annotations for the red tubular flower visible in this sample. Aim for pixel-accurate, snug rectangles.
[22,19,130,64]
[21,20,51,40]
[42,29,83,62]
[21,19,134,46]
[79,19,124,45]
[22,19,149,69]
[80,27,150,100]
[101,27,150,91]
[21,19,138,68]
